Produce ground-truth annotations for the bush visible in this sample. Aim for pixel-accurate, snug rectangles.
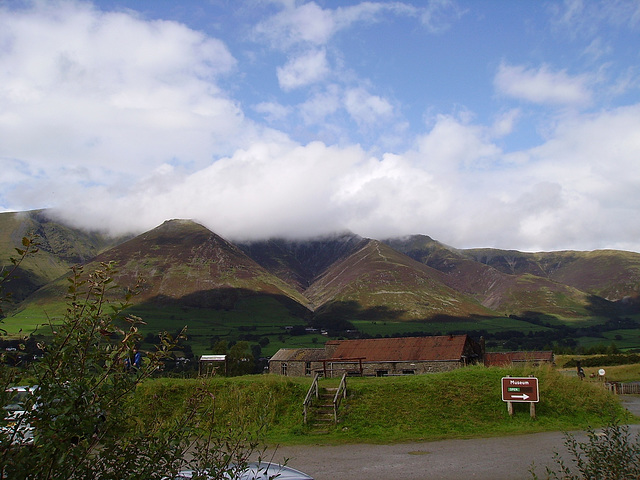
[531,419,640,479]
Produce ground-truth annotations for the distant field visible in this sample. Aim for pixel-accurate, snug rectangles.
[578,329,640,350]
[125,297,315,357]
[352,316,555,337]
[4,296,640,354]
[1,301,67,335]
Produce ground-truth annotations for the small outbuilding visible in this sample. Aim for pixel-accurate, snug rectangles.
[199,354,227,376]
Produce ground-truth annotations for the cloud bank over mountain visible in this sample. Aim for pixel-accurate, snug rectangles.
[1,1,639,252]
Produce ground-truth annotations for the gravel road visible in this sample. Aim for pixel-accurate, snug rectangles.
[260,396,640,480]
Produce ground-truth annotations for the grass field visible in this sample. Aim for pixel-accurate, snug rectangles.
[133,365,635,446]
[555,355,640,382]
[351,316,555,337]
[579,329,640,350]
[1,301,68,334]
[125,298,319,357]
[4,294,640,355]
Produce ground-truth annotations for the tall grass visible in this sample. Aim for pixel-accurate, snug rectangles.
[132,366,633,446]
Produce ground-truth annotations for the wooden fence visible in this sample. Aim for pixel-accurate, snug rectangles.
[605,382,640,395]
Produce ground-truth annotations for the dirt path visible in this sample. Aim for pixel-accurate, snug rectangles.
[261,396,640,480]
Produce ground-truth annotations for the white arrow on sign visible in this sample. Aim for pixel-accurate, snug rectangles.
[511,394,530,400]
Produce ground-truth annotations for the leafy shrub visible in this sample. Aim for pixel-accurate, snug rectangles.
[531,419,640,479]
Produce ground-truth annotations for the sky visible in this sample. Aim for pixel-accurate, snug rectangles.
[1,0,640,252]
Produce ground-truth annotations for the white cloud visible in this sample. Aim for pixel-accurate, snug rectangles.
[490,109,521,137]
[254,101,292,123]
[470,104,640,251]
[0,0,247,183]
[254,1,462,49]
[40,103,640,254]
[344,87,394,125]
[551,0,640,36]
[276,49,329,90]
[3,1,640,255]
[254,2,335,48]
[420,0,467,33]
[495,63,592,106]
[300,85,341,124]
[415,114,501,172]
[254,1,414,49]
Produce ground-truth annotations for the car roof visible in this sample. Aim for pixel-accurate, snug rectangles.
[6,385,38,392]
[175,462,313,480]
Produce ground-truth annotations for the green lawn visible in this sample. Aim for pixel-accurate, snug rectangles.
[134,365,635,445]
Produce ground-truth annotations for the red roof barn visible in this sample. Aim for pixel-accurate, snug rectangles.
[269,335,482,377]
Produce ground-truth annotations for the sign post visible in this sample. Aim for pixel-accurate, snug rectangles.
[501,376,539,418]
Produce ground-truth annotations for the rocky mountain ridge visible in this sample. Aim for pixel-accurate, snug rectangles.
[2,210,640,328]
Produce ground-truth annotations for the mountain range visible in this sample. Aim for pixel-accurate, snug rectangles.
[2,210,640,337]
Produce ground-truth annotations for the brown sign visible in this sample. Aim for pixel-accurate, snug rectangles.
[501,377,539,403]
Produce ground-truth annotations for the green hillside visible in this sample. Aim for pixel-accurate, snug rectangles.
[306,240,492,321]
[386,236,628,318]
[465,247,640,300]
[2,219,315,353]
[3,211,640,353]
[0,210,123,305]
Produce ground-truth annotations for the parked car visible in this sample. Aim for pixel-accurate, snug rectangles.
[1,385,38,445]
[173,462,313,480]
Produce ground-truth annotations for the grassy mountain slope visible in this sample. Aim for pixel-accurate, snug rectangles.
[237,233,368,292]
[383,235,507,296]
[465,248,640,301]
[305,239,493,320]
[2,220,314,337]
[543,250,640,300]
[385,235,592,317]
[4,210,640,342]
[89,219,311,309]
[0,210,122,305]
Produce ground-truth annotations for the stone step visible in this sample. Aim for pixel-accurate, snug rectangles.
[314,417,335,423]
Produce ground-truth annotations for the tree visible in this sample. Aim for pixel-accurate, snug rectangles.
[211,339,229,355]
[227,341,254,377]
[1,243,265,479]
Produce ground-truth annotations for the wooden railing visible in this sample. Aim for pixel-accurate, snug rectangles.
[606,382,640,394]
[303,372,321,424]
[333,372,348,424]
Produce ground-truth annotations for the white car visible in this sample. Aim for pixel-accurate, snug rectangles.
[1,386,38,445]
[174,462,313,480]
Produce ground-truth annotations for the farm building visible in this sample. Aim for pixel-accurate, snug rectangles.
[198,354,227,376]
[269,334,483,377]
[483,351,554,367]
[268,348,328,377]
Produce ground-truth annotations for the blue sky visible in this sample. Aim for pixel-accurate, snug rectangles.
[1,0,639,252]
